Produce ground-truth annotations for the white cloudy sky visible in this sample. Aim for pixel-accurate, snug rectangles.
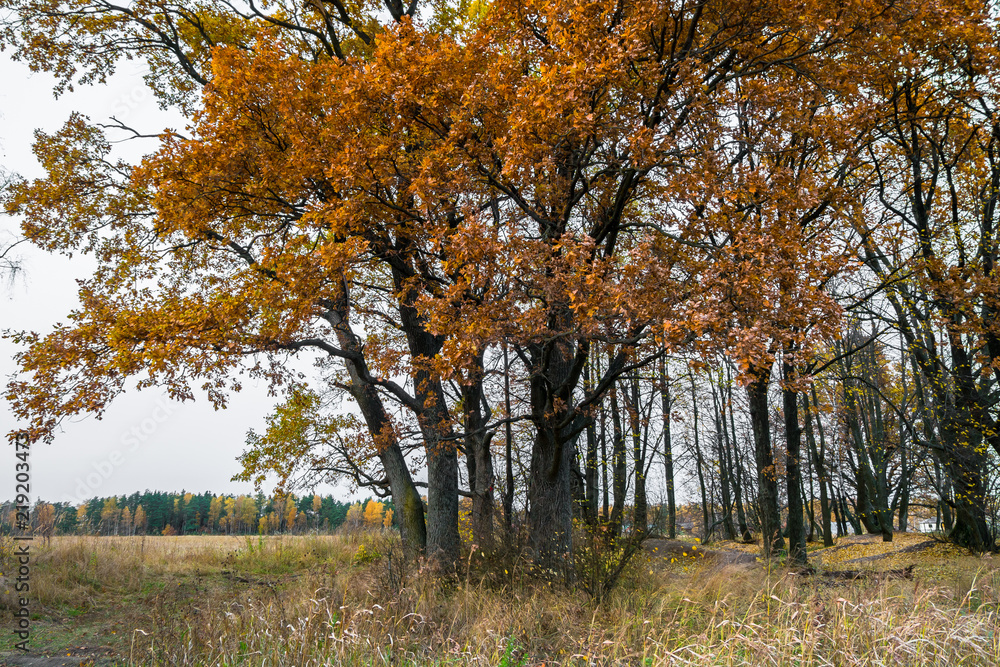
[0,55,345,506]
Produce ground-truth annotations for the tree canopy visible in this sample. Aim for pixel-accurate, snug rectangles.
[4,0,1000,565]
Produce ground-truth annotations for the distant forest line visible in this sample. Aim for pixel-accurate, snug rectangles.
[0,492,393,536]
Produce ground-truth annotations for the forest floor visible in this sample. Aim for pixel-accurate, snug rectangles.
[0,532,996,666]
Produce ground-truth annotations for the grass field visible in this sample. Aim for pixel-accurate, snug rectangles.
[0,531,997,666]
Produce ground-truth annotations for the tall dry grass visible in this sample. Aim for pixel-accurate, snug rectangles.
[3,533,998,665]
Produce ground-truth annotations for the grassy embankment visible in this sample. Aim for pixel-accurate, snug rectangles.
[0,531,997,665]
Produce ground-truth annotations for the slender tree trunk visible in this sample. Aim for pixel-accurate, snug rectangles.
[609,379,627,540]
[898,330,910,534]
[583,362,600,526]
[571,452,589,521]
[711,376,736,540]
[690,371,711,543]
[660,357,676,539]
[841,494,863,536]
[463,363,495,552]
[601,402,609,522]
[629,371,647,532]
[726,364,751,541]
[782,358,807,565]
[503,343,515,533]
[804,389,833,547]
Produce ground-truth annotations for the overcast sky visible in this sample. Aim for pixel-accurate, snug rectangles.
[0,54,348,506]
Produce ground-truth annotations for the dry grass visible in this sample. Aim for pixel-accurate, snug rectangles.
[1,532,997,666]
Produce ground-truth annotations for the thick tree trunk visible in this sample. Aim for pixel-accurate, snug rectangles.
[527,422,575,566]
[748,366,784,557]
[423,416,459,567]
[782,360,807,565]
[943,341,995,552]
[940,421,992,551]
[526,332,580,569]
[394,271,460,569]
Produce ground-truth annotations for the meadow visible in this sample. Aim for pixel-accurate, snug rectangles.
[0,531,997,666]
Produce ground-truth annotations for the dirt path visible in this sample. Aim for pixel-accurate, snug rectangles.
[0,646,117,667]
[811,533,941,566]
[644,538,758,565]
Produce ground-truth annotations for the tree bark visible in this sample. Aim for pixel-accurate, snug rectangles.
[325,303,426,555]
[609,378,627,540]
[690,370,711,543]
[782,358,807,565]
[726,364,751,541]
[660,357,676,539]
[629,371,647,532]
[748,365,784,557]
[583,362,600,526]
[711,376,736,540]
[804,388,833,547]
[525,331,580,569]
[502,343,515,533]
[462,362,496,552]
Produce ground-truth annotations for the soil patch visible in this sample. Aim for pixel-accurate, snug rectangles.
[0,646,116,667]
[645,538,757,565]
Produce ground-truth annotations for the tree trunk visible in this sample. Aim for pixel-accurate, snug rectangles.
[601,400,609,522]
[527,421,575,567]
[326,304,426,555]
[463,365,496,552]
[781,359,807,565]
[804,389,833,547]
[629,372,647,532]
[583,362,600,526]
[711,376,736,540]
[748,365,784,557]
[391,265,460,568]
[609,379,627,540]
[526,332,579,569]
[503,343,515,533]
[660,357,676,539]
[726,364,752,541]
[690,370,711,543]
